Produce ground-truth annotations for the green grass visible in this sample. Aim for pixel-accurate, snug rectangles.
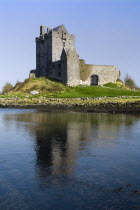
[103,80,126,89]
[56,85,140,98]
[1,77,140,98]
[104,82,122,89]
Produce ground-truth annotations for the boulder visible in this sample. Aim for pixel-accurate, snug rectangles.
[30,90,39,95]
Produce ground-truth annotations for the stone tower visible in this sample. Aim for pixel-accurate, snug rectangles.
[33,24,80,86]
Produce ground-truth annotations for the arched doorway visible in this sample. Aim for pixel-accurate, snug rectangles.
[91,75,99,85]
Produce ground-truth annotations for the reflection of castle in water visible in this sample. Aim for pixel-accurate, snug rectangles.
[3,112,140,178]
[31,112,93,177]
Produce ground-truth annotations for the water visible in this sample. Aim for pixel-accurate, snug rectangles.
[0,109,140,209]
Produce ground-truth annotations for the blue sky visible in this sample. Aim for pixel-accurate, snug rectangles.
[0,0,140,90]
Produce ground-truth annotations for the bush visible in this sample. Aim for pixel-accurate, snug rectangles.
[124,74,136,89]
[2,82,13,94]
[117,78,123,83]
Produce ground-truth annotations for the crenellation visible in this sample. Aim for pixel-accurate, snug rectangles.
[40,25,46,35]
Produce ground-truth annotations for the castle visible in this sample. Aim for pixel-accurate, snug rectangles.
[30,25,120,86]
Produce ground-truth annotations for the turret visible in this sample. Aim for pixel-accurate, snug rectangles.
[47,27,51,33]
[40,25,46,35]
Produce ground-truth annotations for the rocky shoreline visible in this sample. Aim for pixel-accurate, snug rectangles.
[0,96,140,113]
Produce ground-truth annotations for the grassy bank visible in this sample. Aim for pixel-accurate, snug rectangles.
[1,77,140,99]
[56,86,140,98]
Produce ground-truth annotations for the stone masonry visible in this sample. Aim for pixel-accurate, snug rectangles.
[29,25,120,86]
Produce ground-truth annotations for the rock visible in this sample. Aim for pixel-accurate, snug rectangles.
[30,90,39,95]
[132,189,140,194]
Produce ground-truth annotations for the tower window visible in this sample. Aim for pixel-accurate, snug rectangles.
[59,72,61,77]
[63,42,65,47]
[59,64,61,68]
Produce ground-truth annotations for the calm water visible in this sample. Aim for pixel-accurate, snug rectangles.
[0,109,140,209]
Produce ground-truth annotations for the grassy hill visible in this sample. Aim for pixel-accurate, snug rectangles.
[12,77,67,96]
[3,77,140,98]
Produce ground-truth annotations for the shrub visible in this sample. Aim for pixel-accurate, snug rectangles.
[117,78,123,82]
[2,82,13,94]
[124,74,137,89]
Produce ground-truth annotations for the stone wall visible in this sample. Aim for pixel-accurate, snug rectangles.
[80,60,120,85]
[80,59,92,81]
[29,70,36,78]
[66,49,80,86]
[60,49,68,84]
[44,31,52,76]
[52,31,64,62]
[36,37,45,77]
[52,29,75,62]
